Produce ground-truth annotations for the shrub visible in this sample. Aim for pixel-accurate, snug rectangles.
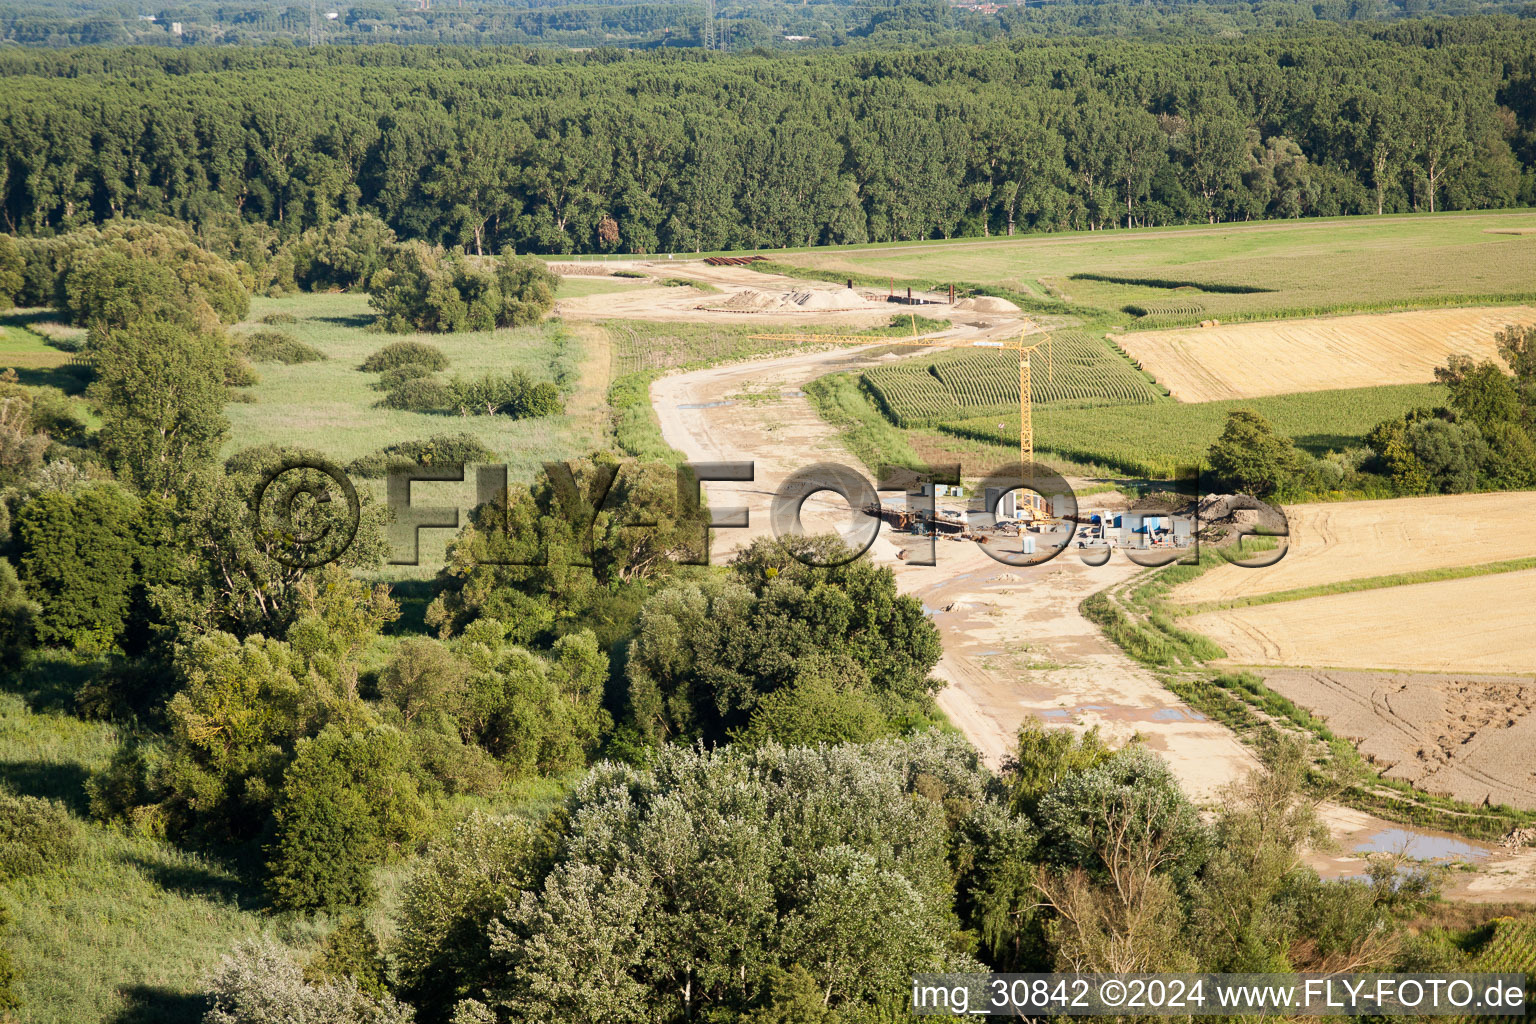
[261,312,298,325]
[380,377,456,412]
[0,561,40,660]
[0,903,15,1015]
[361,340,449,373]
[13,483,144,652]
[447,372,563,418]
[367,244,556,333]
[243,329,324,364]
[345,434,497,477]
[225,355,260,388]
[285,213,400,293]
[60,220,249,329]
[373,362,436,391]
[205,937,414,1024]
[0,788,82,881]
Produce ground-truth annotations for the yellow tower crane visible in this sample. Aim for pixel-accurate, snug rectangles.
[749,314,1056,517]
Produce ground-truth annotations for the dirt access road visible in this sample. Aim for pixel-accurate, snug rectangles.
[641,316,1536,901]
[650,338,1255,801]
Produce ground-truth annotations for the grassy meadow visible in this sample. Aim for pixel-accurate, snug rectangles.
[554,276,653,299]
[0,671,294,1024]
[224,293,605,575]
[779,210,1536,324]
[228,293,600,471]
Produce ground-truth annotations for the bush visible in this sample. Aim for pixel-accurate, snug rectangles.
[0,902,15,1016]
[0,561,40,660]
[225,355,260,388]
[447,372,563,418]
[60,220,249,329]
[13,483,144,652]
[345,434,497,477]
[361,340,449,373]
[0,788,82,881]
[373,362,436,392]
[285,213,399,293]
[367,244,556,334]
[205,937,414,1024]
[261,312,298,325]
[243,329,324,364]
[380,377,456,412]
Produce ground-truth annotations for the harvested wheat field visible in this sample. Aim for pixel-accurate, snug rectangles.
[1120,305,1536,402]
[1187,568,1536,674]
[1173,492,1536,606]
[1262,668,1536,809]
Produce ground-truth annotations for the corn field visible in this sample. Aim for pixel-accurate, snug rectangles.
[859,330,1162,426]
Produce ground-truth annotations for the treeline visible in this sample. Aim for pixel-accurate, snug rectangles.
[4,0,1532,51]
[1203,326,1536,499]
[2,24,1535,254]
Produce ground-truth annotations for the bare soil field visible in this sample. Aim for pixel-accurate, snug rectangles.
[1119,306,1536,402]
[1264,668,1536,809]
[1186,568,1536,675]
[552,259,938,326]
[1172,492,1536,606]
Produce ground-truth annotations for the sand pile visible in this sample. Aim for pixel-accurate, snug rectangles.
[953,296,1022,314]
[703,287,885,313]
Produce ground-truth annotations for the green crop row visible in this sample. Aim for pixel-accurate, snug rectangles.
[1123,298,1206,317]
[941,382,1448,479]
[859,330,1162,427]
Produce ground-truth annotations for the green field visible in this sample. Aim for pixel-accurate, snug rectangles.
[225,292,598,473]
[861,330,1162,426]
[555,276,652,299]
[945,382,1449,478]
[779,211,1536,325]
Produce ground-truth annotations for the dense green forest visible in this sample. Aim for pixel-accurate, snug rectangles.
[2,22,1535,257]
[3,0,1532,50]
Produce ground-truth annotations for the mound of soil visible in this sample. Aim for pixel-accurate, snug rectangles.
[954,296,1022,314]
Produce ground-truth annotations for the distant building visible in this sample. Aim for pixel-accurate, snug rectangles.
[326,11,339,18]
[783,34,811,40]
[170,20,182,34]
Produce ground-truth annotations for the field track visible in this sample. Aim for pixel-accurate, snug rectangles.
[1172,492,1536,606]
[1120,306,1536,402]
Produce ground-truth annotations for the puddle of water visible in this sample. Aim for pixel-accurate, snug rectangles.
[921,604,939,616]
[1150,707,1206,721]
[677,400,736,409]
[974,649,1002,656]
[1353,828,1488,861]
[1076,704,1111,712]
[1037,709,1071,720]
[781,389,806,397]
